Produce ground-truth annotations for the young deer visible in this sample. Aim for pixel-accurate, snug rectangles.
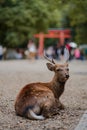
[15,55,69,120]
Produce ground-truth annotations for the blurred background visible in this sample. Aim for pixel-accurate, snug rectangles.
[0,0,87,60]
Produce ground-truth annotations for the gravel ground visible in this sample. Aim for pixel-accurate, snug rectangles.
[0,59,87,130]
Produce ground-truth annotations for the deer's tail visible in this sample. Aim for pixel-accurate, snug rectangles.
[27,109,45,120]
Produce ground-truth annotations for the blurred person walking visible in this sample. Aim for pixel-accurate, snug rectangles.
[27,39,37,59]
[74,48,81,59]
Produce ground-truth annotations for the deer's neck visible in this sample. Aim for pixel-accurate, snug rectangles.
[48,74,65,99]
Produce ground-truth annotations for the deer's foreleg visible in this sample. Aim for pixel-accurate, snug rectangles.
[42,101,60,118]
[55,99,65,109]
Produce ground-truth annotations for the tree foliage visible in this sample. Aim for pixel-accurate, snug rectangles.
[0,0,87,47]
[0,0,62,47]
[66,0,87,44]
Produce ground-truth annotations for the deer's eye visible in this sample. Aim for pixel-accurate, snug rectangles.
[56,68,62,71]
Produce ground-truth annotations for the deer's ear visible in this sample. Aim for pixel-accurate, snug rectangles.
[46,63,55,71]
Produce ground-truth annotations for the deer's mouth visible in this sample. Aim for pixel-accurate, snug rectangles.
[65,76,69,81]
[59,77,68,83]
[61,76,69,82]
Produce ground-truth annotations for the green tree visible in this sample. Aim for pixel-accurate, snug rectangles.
[1,0,87,47]
[0,0,62,47]
[65,0,87,44]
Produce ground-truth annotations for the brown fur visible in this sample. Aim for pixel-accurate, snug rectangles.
[15,62,69,119]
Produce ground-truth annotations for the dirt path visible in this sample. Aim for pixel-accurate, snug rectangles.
[0,59,87,130]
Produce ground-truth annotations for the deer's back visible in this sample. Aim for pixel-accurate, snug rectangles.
[15,82,55,116]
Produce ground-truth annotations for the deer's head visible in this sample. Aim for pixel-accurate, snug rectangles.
[44,48,69,83]
[46,62,69,83]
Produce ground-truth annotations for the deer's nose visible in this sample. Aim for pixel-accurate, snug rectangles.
[66,74,69,78]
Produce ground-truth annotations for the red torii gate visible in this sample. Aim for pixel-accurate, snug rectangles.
[34,29,71,57]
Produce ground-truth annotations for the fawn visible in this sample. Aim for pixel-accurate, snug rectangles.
[15,55,69,120]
